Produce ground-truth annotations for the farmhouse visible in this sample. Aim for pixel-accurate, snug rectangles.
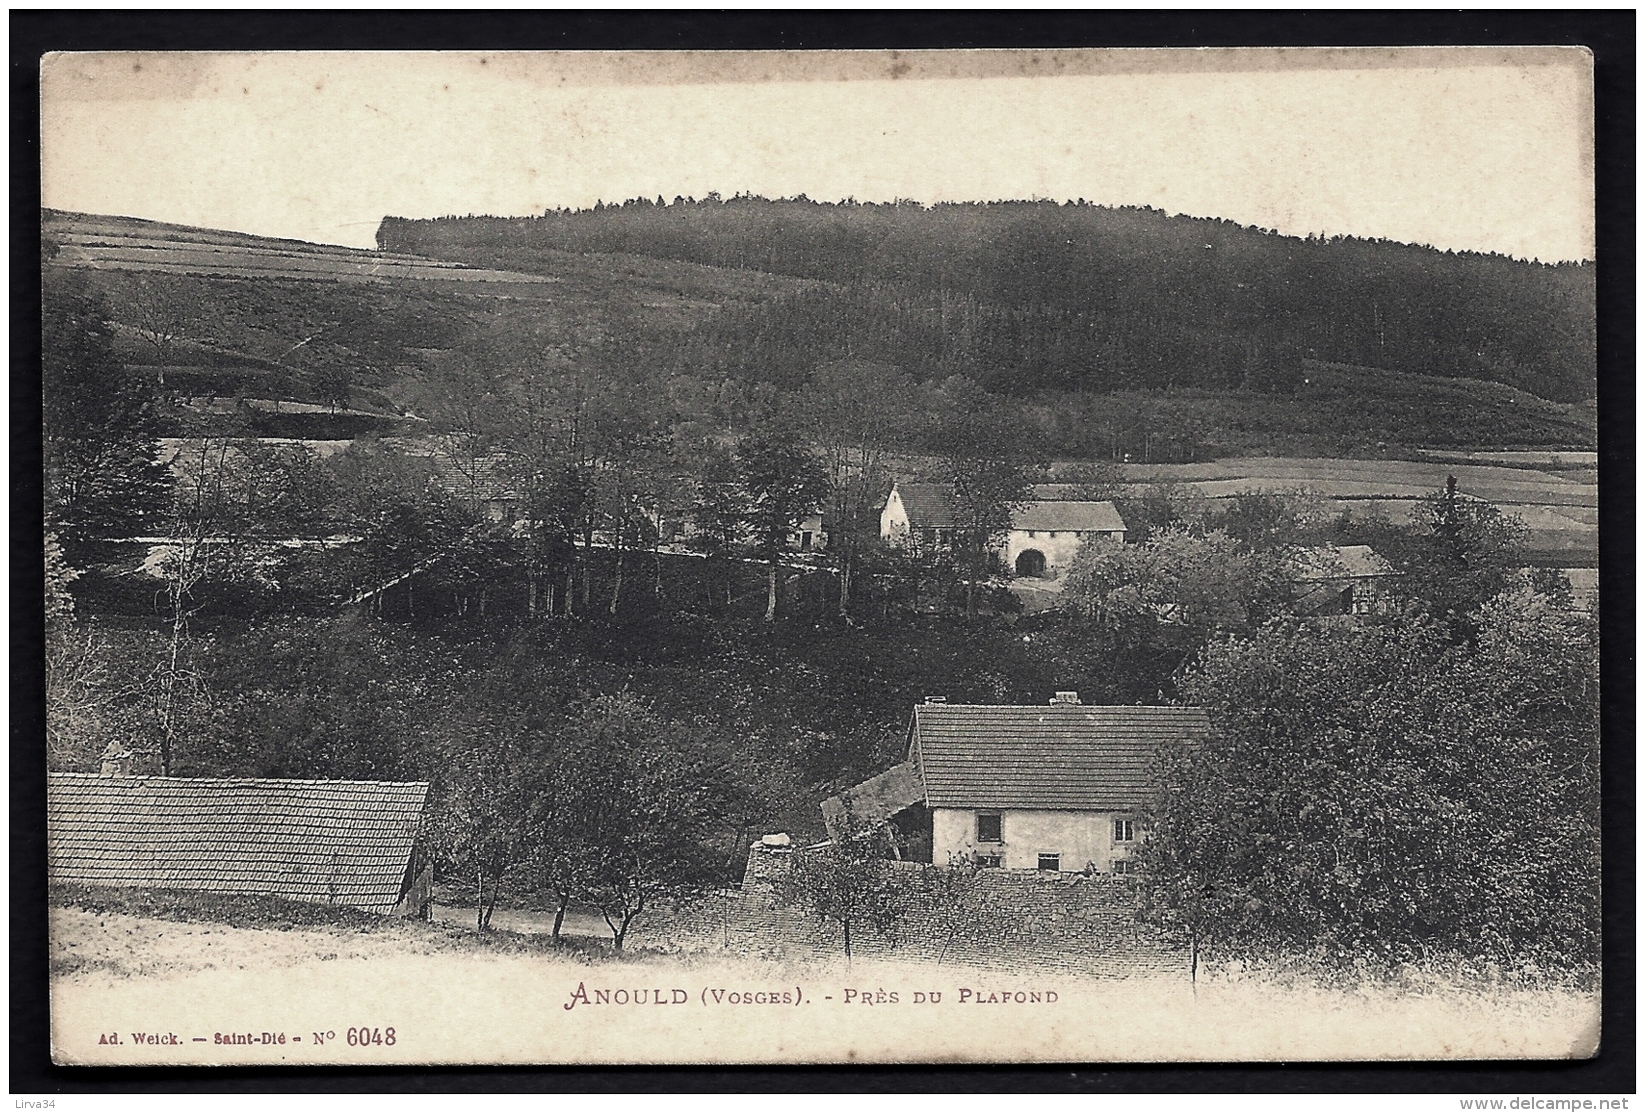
[789,510,828,553]
[47,773,433,916]
[822,694,1211,873]
[1290,544,1395,619]
[879,482,1126,579]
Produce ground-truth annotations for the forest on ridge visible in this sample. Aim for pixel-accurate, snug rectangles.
[380,197,1596,406]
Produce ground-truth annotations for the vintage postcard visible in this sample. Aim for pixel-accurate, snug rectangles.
[40,47,1598,1066]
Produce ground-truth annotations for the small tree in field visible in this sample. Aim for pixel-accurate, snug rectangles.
[780,807,909,960]
[919,853,983,965]
[737,432,829,622]
[550,694,738,952]
[430,726,538,931]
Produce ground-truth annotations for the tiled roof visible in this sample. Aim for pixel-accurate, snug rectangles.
[1011,501,1127,533]
[1030,483,1115,501]
[892,483,958,529]
[821,761,925,833]
[427,454,522,503]
[47,774,430,915]
[910,704,1210,811]
[1292,544,1393,582]
[894,485,1127,534]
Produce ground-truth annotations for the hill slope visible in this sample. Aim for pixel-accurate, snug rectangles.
[44,209,1595,455]
[43,209,818,420]
[380,198,1596,404]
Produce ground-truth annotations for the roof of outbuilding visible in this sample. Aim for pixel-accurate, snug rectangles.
[891,484,1127,534]
[909,704,1210,811]
[890,483,958,528]
[47,774,430,914]
[1292,544,1393,582]
[1011,501,1127,533]
[820,761,925,834]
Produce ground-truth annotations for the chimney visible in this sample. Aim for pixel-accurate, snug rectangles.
[923,694,947,704]
[99,741,133,776]
[1051,690,1081,705]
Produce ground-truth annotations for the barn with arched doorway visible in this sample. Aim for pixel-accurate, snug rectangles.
[881,483,1128,586]
[1014,549,1047,578]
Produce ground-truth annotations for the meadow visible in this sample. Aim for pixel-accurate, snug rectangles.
[49,896,1599,1066]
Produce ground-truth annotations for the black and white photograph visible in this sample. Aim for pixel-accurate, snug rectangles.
[34,45,1604,1067]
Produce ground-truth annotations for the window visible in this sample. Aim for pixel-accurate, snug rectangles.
[1113,818,1135,843]
[976,813,1002,843]
[1037,853,1061,872]
[1027,530,1037,538]
[976,854,1003,869]
[1112,859,1134,876]
[1049,531,1059,539]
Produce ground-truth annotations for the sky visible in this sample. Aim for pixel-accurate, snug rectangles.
[41,48,1594,262]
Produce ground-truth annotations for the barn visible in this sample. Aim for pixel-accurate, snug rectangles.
[47,773,433,916]
[879,481,1126,579]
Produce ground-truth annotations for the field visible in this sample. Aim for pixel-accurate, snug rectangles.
[1072,455,1600,564]
[46,208,816,306]
[49,897,1599,1066]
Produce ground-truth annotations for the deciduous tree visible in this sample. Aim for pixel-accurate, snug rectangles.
[736,431,828,622]
[780,805,911,960]
[937,401,1042,618]
[1138,597,1599,976]
[550,694,738,951]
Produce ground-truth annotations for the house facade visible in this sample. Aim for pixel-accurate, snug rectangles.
[880,482,1125,579]
[822,694,1211,874]
[790,510,827,553]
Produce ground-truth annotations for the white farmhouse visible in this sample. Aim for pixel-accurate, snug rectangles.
[822,694,1210,874]
[879,482,1126,579]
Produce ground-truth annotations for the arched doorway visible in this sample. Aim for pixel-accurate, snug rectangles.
[1015,549,1047,578]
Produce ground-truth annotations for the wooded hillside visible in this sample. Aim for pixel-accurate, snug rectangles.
[380,198,1596,405]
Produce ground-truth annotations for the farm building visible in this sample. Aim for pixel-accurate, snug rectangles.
[789,509,828,553]
[879,482,1126,579]
[1560,567,1599,612]
[822,694,1210,873]
[1289,544,1395,619]
[47,773,432,916]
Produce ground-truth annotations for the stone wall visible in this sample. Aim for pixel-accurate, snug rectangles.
[646,842,1187,979]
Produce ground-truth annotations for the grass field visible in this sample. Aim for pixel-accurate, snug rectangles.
[1069,452,1601,561]
[48,894,1599,1066]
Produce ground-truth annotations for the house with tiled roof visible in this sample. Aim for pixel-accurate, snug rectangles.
[879,481,1126,580]
[823,694,1210,874]
[47,773,433,916]
[1289,544,1395,620]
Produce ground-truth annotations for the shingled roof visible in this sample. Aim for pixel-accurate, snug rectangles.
[891,484,1125,534]
[820,761,926,836]
[1012,501,1127,534]
[891,483,959,529]
[908,704,1211,811]
[47,774,430,915]
[1291,544,1393,582]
